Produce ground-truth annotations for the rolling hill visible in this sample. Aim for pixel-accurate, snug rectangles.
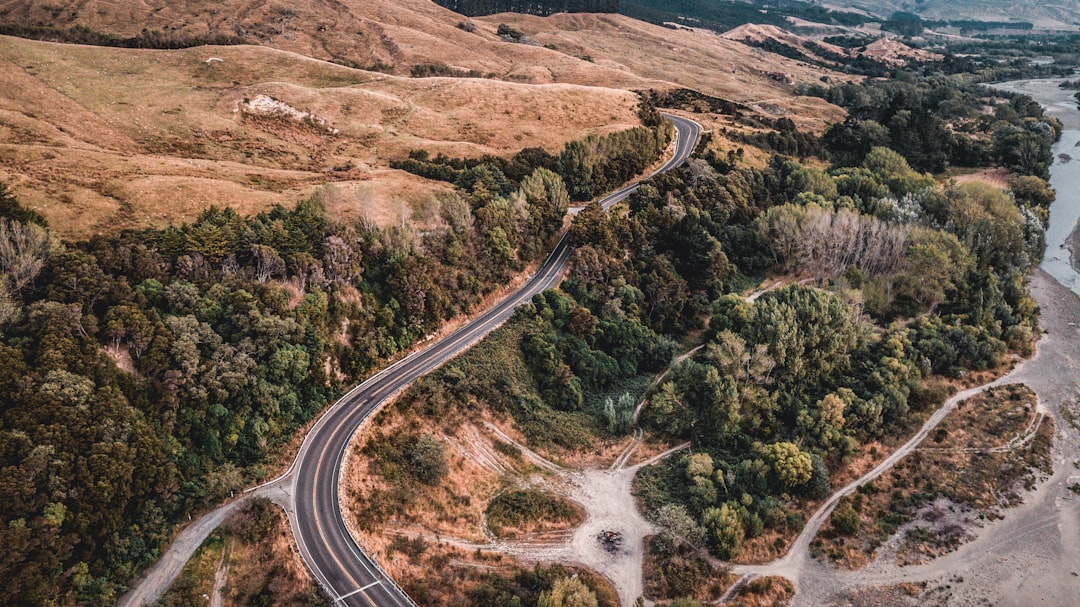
[0,0,850,237]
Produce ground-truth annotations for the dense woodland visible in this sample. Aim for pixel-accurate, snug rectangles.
[0,115,671,606]
[357,71,1055,604]
[809,76,1062,175]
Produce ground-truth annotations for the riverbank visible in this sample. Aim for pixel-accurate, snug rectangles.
[993,77,1080,294]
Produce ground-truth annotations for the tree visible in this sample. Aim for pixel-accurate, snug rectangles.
[537,576,597,607]
[0,182,46,226]
[861,147,934,197]
[0,219,50,292]
[519,167,570,252]
[760,441,813,490]
[831,496,860,536]
[0,280,16,325]
[410,434,448,486]
[1009,175,1055,210]
[703,503,743,559]
[749,286,858,389]
[251,244,285,283]
[892,228,973,315]
[558,140,596,201]
[655,503,705,547]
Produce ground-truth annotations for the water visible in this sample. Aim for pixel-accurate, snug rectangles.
[1043,130,1080,294]
[993,77,1080,296]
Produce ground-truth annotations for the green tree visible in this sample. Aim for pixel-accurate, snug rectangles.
[410,434,448,486]
[760,442,813,490]
[537,576,598,607]
[703,503,743,559]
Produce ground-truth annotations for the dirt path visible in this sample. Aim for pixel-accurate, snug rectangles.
[727,269,1080,606]
[115,497,250,607]
[210,542,230,607]
[633,345,705,422]
[411,427,689,607]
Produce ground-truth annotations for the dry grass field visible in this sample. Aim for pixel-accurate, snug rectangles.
[814,384,1053,570]
[0,0,849,237]
[0,36,641,238]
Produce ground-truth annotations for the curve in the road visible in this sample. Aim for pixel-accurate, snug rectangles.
[284,114,702,607]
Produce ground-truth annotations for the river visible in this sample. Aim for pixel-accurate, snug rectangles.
[993,77,1080,295]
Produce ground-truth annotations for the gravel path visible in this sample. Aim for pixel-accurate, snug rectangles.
[421,433,689,607]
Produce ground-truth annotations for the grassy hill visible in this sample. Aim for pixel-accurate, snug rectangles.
[0,0,850,238]
[816,0,1079,30]
[0,37,648,238]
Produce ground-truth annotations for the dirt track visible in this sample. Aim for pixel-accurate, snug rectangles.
[730,268,1080,606]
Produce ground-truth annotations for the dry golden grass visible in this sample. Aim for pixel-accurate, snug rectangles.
[480,12,853,104]
[0,35,640,237]
[0,0,854,237]
[157,500,324,607]
[951,167,1011,190]
[221,503,323,607]
[726,575,795,607]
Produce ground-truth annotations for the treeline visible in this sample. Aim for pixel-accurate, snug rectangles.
[734,118,827,160]
[0,24,244,49]
[806,76,1061,176]
[393,117,674,202]
[409,63,493,79]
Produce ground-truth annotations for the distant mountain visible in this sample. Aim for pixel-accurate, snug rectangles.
[622,0,1079,32]
[813,0,1080,31]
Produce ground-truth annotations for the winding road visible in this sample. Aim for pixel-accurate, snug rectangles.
[117,114,701,607]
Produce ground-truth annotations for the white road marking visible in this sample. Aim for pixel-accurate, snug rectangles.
[336,580,380,603]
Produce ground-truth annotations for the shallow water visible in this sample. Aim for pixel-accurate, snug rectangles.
[993,77,1080,295]
[1043,129,1080,294]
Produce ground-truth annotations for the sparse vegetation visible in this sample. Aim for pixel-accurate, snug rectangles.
[497,23,526,42]
[410,62,492,79]
[157,499,328,607]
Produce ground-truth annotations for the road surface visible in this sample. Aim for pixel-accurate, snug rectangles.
[116,114,701,607]
[284,113,700,607]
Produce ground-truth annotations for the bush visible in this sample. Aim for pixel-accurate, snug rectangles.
[831,496,860,536]
[486,489,581,537]
[410,434,448,486]
[497,23,525,42]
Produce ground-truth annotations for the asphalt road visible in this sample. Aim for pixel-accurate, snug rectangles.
[257,114,700,607]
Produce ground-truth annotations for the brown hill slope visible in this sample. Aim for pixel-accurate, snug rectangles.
[0,0,845,97]
[721,23,943,68]
[0,1,846,237]
[0,37,642,238]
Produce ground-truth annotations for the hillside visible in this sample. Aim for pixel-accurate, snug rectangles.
[434,0,618,16]
[474,13,849,117]
[819,0,1080,30]
[623,0,1077,32]
[0,0,852,237]
[721,23,942,67]
[0,36,649,238]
